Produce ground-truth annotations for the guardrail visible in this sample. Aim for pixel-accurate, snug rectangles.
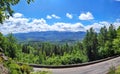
[18,55,119,69]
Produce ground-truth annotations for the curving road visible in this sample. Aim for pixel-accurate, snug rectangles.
[33,56,120,74]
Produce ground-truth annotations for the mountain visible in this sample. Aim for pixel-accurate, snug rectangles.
[13,31,86,43]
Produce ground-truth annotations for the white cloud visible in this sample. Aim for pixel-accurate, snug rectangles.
[79,12,94,20]
[113,21,120,29]
[51,14,60,19]
[46,14,60,19]
[46,15,52,19]
[13,13,23,18]
[66,13,73,19]
[85,22,110,32]
[0,13,85,34]
[1,13,120,34]
[85,21,120,32]
[50,22,85,32]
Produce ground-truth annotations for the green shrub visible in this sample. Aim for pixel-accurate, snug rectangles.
[20,64,33,74]
[107,66,116,74]
[3,58,33,74]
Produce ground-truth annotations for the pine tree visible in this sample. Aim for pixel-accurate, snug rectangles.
[113,26,120,55]
[83,28,98,61]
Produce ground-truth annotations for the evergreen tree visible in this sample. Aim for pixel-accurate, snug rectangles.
[98,26,108,58]
[108,24,117,41]
[113,26,120,55]
[6,33,18,58]
[107,24,117,56]
[83,28,98,61]
[98,26,108,46]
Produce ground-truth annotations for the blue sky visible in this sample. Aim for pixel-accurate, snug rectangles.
[12,0,120,24]
[0,0,120,34]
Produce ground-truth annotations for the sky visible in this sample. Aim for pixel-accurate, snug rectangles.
[1,0,120,34]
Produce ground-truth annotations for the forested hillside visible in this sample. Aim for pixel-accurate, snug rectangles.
[0,24,120,65]
[13,31,86,43]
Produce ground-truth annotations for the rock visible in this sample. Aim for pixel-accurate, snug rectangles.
[1,56,8,61]
[0,53,8,61]
[0,48,3,52]
[0,64,9,74]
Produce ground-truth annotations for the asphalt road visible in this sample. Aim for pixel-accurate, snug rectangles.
[33,56,120,74]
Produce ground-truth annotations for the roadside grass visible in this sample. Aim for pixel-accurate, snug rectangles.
[107,65,120,74]
[31,71,52,74]
[31,69,52,74]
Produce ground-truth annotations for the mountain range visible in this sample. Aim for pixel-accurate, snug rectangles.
[13,31,86,43]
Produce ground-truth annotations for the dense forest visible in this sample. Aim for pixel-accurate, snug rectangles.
[0,24,120,65]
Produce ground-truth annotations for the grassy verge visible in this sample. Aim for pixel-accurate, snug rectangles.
[31,71,52,74]
[107,65,120,74]
[31,68,52,74]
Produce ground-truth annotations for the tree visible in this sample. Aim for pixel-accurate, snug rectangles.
[98,26,108,46]
[108,24,117,41]
[0,33,20,58]
[6,33,18,58]
[98,25,117,58]
[113,26,120,55]
[98,26,108,58]
[107,24,117,56]
[0,32,8,53]
[0,0,34,23]
[83,28,98,61]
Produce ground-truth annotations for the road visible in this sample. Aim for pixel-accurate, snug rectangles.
[33,56,120,74]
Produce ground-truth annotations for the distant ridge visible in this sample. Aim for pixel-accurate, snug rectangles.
[13,31,86,43]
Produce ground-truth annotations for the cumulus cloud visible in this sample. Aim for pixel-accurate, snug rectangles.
[66,13,73,19]
[85,21,110,32]
[13,13,23,18]
[46,14,60,19]
[50,23,85,32]
[0,13,85,34]
[51,14,60,19]
[85,21,120,32]
[113,21,120,28]
[1,13,120,34]
[79,12,94,20]
[46,15,52,19]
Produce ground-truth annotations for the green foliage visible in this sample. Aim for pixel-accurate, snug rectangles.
[113,26,120,55]
[5,33,18,58]
[83,28,98,61]
[31,71,52,74]
[15,41,88,65]
[108,66,116,74]
[98,25,117,58]
[0,33,21,59]
[21,64,33,74]
[45,55,61,65]
[0,0,34,24]
[1,24,120,66]
[0,33,8,52]
[115,66,120,74]
[4,58,32,74]
[107,65,120,74]
[98,26,108,58]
